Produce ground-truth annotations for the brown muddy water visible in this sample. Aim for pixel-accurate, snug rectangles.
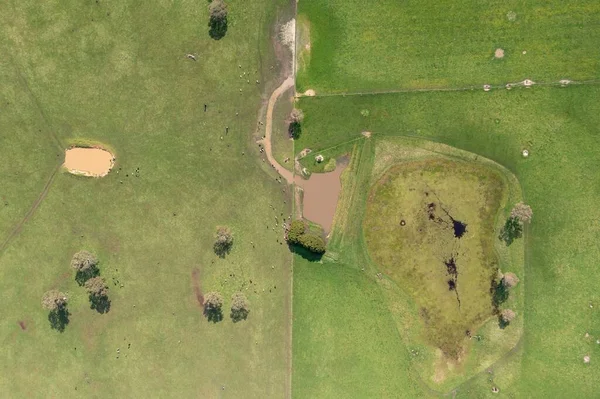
[299,161,347,234]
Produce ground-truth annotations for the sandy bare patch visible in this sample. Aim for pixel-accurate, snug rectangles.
[301,162,347,233]
[280,19,296,52]
[304,89,316,96]
[362,131,372,138]
[494,48,504,59]
[64,147,115,177]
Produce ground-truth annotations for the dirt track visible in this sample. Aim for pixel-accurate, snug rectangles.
[261,77,297,185]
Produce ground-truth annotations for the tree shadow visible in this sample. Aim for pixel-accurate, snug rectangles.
[90,294,111,314]
[231,309,249,323]
[498,217,522,246]
[289,122,301,139]
[48,308,70,332]
[213,242,232,258]
[492,280,509,309]
[204,307,223,323]
[288,243,323,262]
[75,267,99,286]
[209,18,228,40]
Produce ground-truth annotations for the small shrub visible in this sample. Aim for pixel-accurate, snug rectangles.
[230,292,250,322]
[204,291,224,323]
[499,309,516,328]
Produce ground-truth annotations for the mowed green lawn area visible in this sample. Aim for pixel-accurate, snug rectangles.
[291,86,600,396]
[0,0,294,397]
[297,0,600,93]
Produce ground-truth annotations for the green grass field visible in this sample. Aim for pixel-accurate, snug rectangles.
[290,86,600,396]
[0,0,295,397]
[297,0,600,93]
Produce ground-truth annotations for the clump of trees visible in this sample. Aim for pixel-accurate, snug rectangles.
[214,226,234,257]
[71,250,99,285]
[286,220,326,254]
[42,290,70,332]
[204,291,224,322]
[230,292,250,322]
[208,0,228,40]
[499,202,532,245]
[493,270,520,328]
[85,276,111,314]
[289,109,304,139]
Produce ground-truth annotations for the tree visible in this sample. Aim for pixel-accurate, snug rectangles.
[204,291,224,322]
[230,292,250,322]
[299,233,326,254]
[510,202,533,224]
[500,309,516,325]
[290,108,304,124]
[42,290,70,332]
[208,0,228,40]
[42,290,68,311]
[214,226,234,257]
[84,276,111,313]
[289,109,304,139]
[71,250,99,285]
[502,272,520,289]
[499,217,522,246]
[85,276,108,297]
[286,220,305,244]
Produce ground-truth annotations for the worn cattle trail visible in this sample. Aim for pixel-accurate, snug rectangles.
[261,77,298,185]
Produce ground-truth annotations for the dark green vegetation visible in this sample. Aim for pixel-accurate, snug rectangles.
[364,158,508,359]
[208,0,229,40]
[286,220,326,254]
[0,0,292,396]
[291,85,600,396]
[297,0,600,92]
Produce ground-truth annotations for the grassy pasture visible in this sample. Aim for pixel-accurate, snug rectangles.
[297,0,600,93]
[365,158,508,358]
[0,0,294,397]
[291,85,600,396]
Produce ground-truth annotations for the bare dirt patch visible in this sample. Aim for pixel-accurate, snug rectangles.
[303,89,316,97]
[64,147,115,177]
[494,48,504,59]
[362,131,372,138]
[191,268,204,307]
[18,321,26,331]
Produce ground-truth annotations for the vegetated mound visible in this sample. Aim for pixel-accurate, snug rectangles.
[64,147,115,177]
[364,159,507,360]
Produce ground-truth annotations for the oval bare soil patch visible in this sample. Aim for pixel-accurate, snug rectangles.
[64,147,115,177]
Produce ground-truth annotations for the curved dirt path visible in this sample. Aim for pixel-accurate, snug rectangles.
[262,76,297,185]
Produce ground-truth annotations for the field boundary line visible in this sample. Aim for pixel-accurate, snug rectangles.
[296,79,600,99]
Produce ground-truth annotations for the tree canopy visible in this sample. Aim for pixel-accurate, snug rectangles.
[85,276,108,297]
[230,292,250,322]
[70,250,98,272]
[214,226,234,257]
[208,0,228,40]
[42,290,68,311]
[510,202,533,224]
[204,291,224,322]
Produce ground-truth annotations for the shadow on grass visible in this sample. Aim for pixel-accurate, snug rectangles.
[90,295,111,314]
[75,267,99,286]
[231,309,249,323]
[209,18,228,40]
[204,307,223,323]
[48,308,70,332]
[492,280,509,309]
[288,243,323,262]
